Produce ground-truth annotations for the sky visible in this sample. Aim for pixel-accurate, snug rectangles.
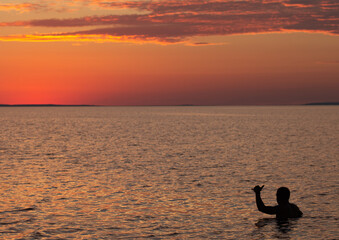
[0,0,338,105]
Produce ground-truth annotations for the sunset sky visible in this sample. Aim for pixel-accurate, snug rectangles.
[0,0,338,105]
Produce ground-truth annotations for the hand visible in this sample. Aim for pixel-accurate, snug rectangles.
[252,185,264,193]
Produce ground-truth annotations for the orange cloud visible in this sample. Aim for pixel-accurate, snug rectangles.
[0,3,47,12]
[0,33,178,45]
[0,0,337,43]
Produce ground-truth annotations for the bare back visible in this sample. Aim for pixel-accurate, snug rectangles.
[276,203,303,219]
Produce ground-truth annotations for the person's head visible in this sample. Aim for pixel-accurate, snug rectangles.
[276,187,290,204]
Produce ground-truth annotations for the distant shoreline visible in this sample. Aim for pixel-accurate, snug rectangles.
[303,102,339,106]
[0,102,338,107]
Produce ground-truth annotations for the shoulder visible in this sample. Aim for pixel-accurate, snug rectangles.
[290,203,303,217]
[290,203,300,210]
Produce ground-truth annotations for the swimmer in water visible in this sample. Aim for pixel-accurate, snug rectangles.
[253,185,303,219]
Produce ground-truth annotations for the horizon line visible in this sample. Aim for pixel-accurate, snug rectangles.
[0,102,338,107]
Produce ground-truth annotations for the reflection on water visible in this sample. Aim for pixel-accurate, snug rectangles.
[0,106,338,239]
[254,217,300,239]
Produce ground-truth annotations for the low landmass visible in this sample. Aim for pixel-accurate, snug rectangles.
[304,102,339,106]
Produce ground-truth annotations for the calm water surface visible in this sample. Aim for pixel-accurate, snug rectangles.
[0,106,338,239]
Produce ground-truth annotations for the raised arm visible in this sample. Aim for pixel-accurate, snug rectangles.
[253,185,276,215]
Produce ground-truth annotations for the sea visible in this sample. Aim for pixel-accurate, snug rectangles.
[0,106,337,239]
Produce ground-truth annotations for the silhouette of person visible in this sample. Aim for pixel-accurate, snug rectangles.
[253,185,303,219]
